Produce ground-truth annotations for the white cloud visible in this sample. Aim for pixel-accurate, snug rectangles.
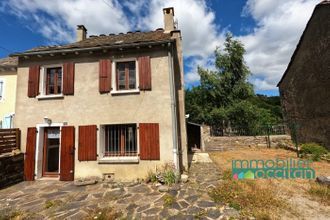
[1,0,131,43]
[134,0,225,57]
[184,55,216,84]
[239,0,319,91]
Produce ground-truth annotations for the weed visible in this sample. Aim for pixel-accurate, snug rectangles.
[44,200,63,209]
[308,182,330,205]
[0,208,23,220]
[147,170,158,183]
[87,207,122,220]
[147,163,177,185]
[229,202,241,210]
[163,169,176,185]
[163,194,175,207]
[194,209,206,219]
[222,169,232,180]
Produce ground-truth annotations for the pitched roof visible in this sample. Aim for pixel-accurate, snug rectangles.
[11,29,173,56]
[0,57,18,67]
[277,1,330,86]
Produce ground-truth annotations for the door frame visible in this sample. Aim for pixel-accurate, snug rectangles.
[35,123,64,179]
[42,127,61,177]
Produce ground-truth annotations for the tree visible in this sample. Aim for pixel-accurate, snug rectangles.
[185,33,282,130]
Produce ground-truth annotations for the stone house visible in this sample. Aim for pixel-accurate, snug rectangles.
[12,7,187,181]
[278,1,330,149]
[0,57,17,128]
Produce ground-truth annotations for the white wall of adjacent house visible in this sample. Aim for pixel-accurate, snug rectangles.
[0,71,17,128]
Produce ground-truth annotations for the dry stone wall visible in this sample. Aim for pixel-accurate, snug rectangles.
[202,126,293,151]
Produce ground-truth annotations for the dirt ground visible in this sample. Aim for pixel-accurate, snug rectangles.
[209,148,330,220]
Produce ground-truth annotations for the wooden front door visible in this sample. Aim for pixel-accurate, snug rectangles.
[43,127,60,177]
[60,126,75,181]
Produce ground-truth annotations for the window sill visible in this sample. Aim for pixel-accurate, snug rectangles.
[110,89,140,95]
[98,156,139,164]
[37,94,64,100]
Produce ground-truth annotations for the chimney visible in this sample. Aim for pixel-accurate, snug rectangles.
[76,25,87,42]
[163,7,175,33]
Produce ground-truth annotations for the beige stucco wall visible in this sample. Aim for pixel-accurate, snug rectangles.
[0,70,17,127]
[15,49,186,181]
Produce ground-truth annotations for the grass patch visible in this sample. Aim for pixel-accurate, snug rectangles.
[44,200,63,209]
[87,207,122,220]
[146,163,177,185]
[194,209,207,219]
[308,182,330,205]
[0,208,24,220]
[209,169,287,219]
[163,194,176,207]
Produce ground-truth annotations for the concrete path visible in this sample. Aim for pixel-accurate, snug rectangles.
[0,153,239,219]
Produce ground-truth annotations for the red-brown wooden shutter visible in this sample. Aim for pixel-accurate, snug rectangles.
[78,125,97,161]
[99,59,112,93]
[138,56,151,90]
[139,123,160,160]
[24,127,36,181]
[28,65,40,97]
[60,126,75,181]
[63,62,75,95]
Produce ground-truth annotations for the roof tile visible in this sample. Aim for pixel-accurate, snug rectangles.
[24,29,172,54]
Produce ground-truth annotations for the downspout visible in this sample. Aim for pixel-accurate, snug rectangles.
[167,42,180,178]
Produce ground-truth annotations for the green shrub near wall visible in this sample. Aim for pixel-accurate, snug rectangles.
[300,143,328,161]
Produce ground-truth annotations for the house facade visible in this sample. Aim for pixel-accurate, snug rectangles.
[278,1,330,150]
[13,7,188,181]
[0,57,17,128]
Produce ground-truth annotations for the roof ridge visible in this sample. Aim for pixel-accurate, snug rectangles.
[88,28,165,39]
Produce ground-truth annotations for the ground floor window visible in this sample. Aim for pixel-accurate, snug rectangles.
[104,124,137,156]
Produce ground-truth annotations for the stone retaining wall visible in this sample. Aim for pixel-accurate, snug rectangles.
[202,125,293,151]
[0,153,24,189]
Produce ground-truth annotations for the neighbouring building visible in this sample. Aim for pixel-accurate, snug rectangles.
[12,7,188,181]
[0,57,17,128]
[278,1,330,149]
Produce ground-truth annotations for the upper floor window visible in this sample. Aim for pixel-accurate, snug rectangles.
[28,63,74,98]
[116,61,136,90]
[0,80,3,100]
[45,67,62,95]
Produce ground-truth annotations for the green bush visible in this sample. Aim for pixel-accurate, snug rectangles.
[300,143,328,161]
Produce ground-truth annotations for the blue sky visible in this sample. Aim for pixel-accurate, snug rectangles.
[0,0,319,96]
